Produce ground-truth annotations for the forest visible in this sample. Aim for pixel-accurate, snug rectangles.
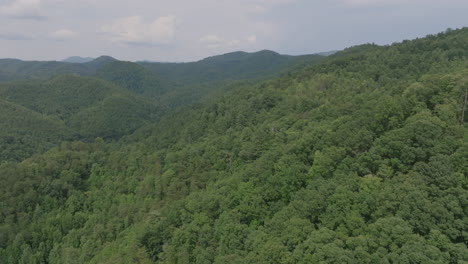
[0,28,467,263]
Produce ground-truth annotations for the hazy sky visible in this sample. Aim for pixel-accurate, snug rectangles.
[1,0,467,62]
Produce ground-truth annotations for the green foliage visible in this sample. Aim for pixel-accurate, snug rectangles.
[94,61,167,96]
[0,28,467,263]
[0,99,71,161]
[0,75,159,160]
[0,56,116,82]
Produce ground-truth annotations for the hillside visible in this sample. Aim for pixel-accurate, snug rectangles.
[0,51,324,162]
[1,51,324,110]
[0,51,322,161]
[0,99,71,161]
[0,56,117,82]
[0,28,467,263]
[94,61,167,96]
[0,51,321,86]
[0,75,159,161]
[140,50,323,85]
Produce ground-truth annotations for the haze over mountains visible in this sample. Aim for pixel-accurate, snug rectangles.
[62,57,95,64]
[0,28,467,263]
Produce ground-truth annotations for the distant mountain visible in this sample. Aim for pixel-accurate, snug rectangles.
[0,51,320,85]
[94,50,324,108]
[62,56,95,63]
[84,55,118,69]
[0,56,117,81]
[140,50,324,84]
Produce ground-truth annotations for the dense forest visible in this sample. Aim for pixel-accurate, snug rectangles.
[0,28,467,263]
[0,51,323,162]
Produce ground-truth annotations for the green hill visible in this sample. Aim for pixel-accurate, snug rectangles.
[0,75,159,161]
[141,50,323,85]
[94,61,167,96]
[95,51,324,110]
[0,99,71,161]
[0,56,117,82]
[0,28,467,263]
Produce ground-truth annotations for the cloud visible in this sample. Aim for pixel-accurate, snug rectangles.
[49,29,77,40]
[0,0,46,20]
[246,35,257,44]
[199,34,257,50]
[199,34,225,49]
[341,0,425,6]
[0,32,32,40]
[101,15,181,46]
[246,4,269,14]
[199,35,224,44]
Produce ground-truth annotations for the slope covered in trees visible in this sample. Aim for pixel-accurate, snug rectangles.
[0,75,159,161]
[94,51,324,109]
[0,56,117,82]
[0,99,71,161]
[0,28,467,263]
[141,50,323,85]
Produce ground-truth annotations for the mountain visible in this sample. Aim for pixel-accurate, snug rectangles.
[0,51,322,161]
[62,56,95,63]
[0,59,91,81]
[95,51,324,109]
[94,61,167,96]
[140,50,324,84]
[0,51,319,85]
[0,28,467,263]
[84,55,118,70]
[0,56,117,82]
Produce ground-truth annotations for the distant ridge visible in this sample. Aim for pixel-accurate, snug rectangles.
[200,50,284,63]
[315,50,339,56]
[85,55,118,68]
[62,56,94,63]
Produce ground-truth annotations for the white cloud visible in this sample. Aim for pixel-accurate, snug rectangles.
[101,15,181,45]
[0,0,45,20]
[199,35,225,49]
[49,29,76,40]
[199,35,224,44]
[226,39,241,47]
[246,35,257,44]
[198,34,257,50]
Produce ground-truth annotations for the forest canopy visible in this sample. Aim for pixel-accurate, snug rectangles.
[0,28,467,263]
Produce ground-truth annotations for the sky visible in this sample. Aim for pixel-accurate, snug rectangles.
[1,0,467,62]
